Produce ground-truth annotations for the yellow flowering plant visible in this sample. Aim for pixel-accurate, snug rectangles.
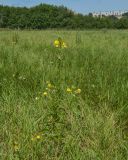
[75,88,81,94]
[31,133,43,142]
[66,88,72,94]
[43,92,48,96]
[66,86,81,95]
[54,37,67,48]
[13,141,20,152]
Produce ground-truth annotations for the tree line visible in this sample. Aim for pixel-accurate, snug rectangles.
[0,4,128,29]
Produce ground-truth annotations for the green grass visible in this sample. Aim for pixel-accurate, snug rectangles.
[0,30,128,160]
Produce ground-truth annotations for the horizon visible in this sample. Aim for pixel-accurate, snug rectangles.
[0,0,128,14]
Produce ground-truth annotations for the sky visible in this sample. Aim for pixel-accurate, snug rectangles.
[0,0,128,14]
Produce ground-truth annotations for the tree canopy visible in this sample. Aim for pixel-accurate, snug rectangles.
[0,4,128,29]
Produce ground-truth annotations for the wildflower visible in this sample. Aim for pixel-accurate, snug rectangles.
[54,40,60,47]
[54,40,60,48]
[54,37,67,48]
[43,92,48,96]
[35,97,39,100]
[48,83,52,88]
[13,142,20,152]
[62,42,67,48]
[67,88,72,93]
[31,133,42,141]
[75,89,81,94]
[36,135,41,139]
[47,83,54,89]
[55,44,59,48]
[31,137,35,141]
[46,81,54,89]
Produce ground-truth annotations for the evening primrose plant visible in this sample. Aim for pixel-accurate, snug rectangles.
[0,30,128,160]
[36,81,81,100]
[31,133,43,142]
[54,37,67,48]
[66,86,81,95]
[35,81,56,99]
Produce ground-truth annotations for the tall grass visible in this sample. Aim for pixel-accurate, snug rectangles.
[0,30,128,160]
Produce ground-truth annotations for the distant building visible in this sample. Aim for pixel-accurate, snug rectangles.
[92,10,128,19]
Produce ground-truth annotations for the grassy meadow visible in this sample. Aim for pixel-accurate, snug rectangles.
[0,30,128,159]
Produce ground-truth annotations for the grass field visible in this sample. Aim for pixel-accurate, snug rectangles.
[0,30,128,160]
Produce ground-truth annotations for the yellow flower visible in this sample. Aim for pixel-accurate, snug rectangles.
[48,83,52,88]
[75,89,81,94]
[36,135,41,139]
[47,83,54,89]
[13,142,20,152]
[31,137,35,141]
[54,40,60,45]
[54,38,67,48]
[56,44,59,48]
[35,97,39,100]
[31,134,42,141]
[67,88,72,93]
[54,40,60,47]
[43,92,48,96]
[62,42,67,48]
